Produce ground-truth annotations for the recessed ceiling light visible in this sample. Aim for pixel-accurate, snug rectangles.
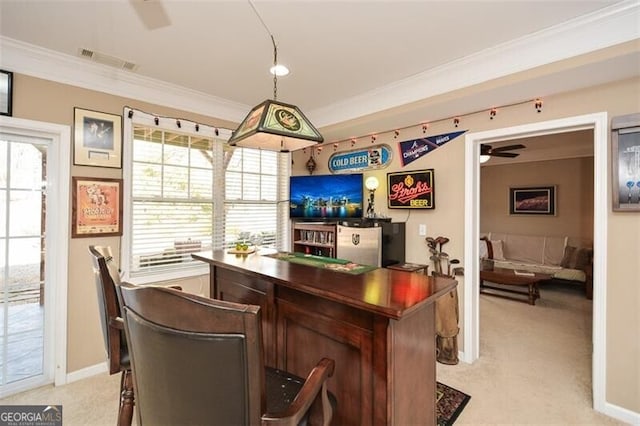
[270,64,289,76]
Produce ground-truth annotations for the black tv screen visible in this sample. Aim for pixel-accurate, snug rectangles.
[290,174,363,219]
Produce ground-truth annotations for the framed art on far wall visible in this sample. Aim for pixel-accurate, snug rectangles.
[74,107,122,168]
[0,70,13,116]
[72,177,123,238]
[509,186,556,215]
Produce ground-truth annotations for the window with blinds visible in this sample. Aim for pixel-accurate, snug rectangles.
[223,147,289,250]
[122,107,289,282]
[128,126,220,276]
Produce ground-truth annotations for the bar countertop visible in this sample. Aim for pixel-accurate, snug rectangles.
[193,250,457,320]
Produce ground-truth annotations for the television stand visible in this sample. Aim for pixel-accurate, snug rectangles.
[291,222,336,257]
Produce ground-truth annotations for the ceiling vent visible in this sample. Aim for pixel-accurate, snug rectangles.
[78,48,138,71]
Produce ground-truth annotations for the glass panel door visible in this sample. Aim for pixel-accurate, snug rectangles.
[0,137,48,393]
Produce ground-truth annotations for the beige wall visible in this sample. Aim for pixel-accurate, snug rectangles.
[12,74,229,373]
[8,71,639,414]
[480,157,594,242]
[291,76,639,413]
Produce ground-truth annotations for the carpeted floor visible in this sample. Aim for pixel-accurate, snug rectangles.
[437,381,471,426]
[0,282,626,425]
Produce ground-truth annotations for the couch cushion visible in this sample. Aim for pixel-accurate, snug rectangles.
[503,234,545,264]
[489,240,505,260]
[543,236,567,266]
[554,267,587,283]
[491,259,585,282]
[491,259,561,275]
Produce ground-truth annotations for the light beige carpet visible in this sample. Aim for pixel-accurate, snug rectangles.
[437,281,624,425]
[0,282,625,425]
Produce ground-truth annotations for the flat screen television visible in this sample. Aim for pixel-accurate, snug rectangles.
[290,174,363,219]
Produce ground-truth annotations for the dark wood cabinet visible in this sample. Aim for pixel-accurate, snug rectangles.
[196,250,456,425]
[276,287,376,425]
[215,267,277,367]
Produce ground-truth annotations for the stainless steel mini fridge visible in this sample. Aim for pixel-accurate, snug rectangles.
[336,224,382,267]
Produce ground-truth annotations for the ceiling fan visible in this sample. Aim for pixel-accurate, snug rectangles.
[480,143,526,158]
[130,0,171,30]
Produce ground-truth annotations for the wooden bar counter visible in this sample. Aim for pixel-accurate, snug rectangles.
[193,250,457,425]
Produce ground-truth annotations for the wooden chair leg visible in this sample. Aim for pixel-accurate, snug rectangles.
[118,369,134,426]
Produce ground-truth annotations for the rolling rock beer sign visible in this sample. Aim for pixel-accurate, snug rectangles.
[399,130,467,166]
[329,144,392,173]
[387,170,435,209]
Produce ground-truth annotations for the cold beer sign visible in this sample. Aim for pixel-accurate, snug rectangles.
[328,144,392,173]
[387,170,435,209]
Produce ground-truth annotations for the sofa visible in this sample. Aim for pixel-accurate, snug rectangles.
[480,232,593,299]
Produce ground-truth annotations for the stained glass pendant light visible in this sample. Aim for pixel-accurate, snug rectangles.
[228,6,323,152]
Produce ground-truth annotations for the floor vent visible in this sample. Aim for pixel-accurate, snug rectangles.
[77,48,138,72]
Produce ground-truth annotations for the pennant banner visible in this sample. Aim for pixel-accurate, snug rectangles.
[398,130,467,166]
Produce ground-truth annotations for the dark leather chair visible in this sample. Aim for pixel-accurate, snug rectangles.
[88,246,134,426]
[117,283,336,426]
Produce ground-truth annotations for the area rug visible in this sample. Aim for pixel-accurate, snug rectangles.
[437,382,471,426]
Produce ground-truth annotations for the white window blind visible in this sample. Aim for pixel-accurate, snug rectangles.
[130,128,216,274]
[122,108,226,280]
[223,148,289,250]
[122,107,289,283]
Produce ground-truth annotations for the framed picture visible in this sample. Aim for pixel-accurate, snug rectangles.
[72,177,123,238]
[0,70,13,116]
[509,186,555,215]
[387,169,435,209]
[74,107,122,168]
[611,113,640,212]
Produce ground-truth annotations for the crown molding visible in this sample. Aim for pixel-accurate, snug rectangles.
[0,36,249,123]
[310,0,640,127]
[0,1,638,129]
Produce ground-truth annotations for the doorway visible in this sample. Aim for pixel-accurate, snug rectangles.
[463,113,608,412]
[0,117,70,396]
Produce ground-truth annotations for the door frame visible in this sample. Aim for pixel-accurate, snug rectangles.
[0,116,70,389]
[462,113,608,411]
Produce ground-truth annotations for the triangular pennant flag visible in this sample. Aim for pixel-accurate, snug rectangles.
[398,130,467,166]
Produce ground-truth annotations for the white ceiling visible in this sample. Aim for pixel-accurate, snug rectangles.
[1,0,639,148]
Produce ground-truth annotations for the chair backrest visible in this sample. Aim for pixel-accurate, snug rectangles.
[117,284,266,426]
[88,245,128,375]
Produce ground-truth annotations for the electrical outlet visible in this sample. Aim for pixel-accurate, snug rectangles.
[419,224,427,236]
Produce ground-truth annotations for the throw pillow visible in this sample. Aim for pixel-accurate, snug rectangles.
[480,237,493,259]
[560,246,576,268]
[561,246,592,270]
[479,239,488,259]
[490,240,505,260]
[574,248,592,270]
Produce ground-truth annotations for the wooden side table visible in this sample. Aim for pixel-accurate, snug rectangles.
[387,263,429,275]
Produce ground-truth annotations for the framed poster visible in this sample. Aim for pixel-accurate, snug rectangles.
[0,70,12,116]
[387,169,435,209]
[611,113,640,211]
[509,186,556,215]
[72,177,123,238]
[74,107,122,168]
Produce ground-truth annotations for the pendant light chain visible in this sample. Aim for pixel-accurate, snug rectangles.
[249,0,280,101]
[271,35,278,101]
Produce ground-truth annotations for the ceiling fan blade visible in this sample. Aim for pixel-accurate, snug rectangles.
[130,0,171,30]
[491,144,525,153]
[492,152,520,158]
[480,144,491,155]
